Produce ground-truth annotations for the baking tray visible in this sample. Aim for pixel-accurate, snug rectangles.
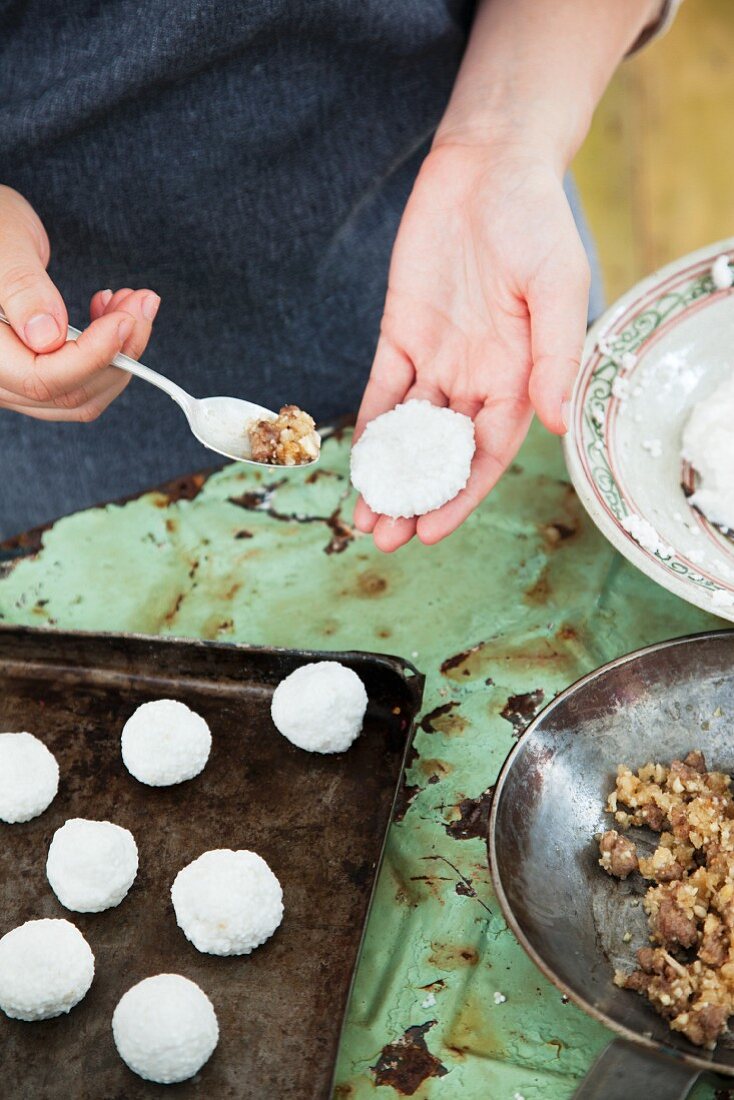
[0,626,423,1099]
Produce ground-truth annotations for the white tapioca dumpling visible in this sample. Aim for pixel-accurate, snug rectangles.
[112,974,219,1084]
[171,849,283,956]
[121,699,211,786]
[350,399,475,518]
[0,732,59,823]
[47,818,139,912]
[270,661,368,753]
[0,918,94,1021]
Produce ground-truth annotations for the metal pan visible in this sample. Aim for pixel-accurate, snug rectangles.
[0,625,423,1099]
[489,631,734,1099]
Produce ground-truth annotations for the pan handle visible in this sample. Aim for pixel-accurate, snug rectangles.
[572,1038,700,1100]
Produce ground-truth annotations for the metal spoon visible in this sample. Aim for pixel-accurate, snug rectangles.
[0,310,318,468]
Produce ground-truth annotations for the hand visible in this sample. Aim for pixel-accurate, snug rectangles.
[0,186,159,422]
[352,143,590,551]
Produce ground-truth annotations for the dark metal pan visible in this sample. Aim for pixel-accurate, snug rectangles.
[0,625,423,1099]
[490,631,734,1099]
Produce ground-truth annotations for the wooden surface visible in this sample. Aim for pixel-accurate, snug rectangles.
[574,0,734,303]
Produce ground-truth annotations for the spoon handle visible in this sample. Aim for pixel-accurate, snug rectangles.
[0,310,193,410]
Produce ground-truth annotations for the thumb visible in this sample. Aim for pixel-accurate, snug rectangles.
[0,188,68,352]
[527,250,590,435]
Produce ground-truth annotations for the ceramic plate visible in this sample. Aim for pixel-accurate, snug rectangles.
[564,237,734,622]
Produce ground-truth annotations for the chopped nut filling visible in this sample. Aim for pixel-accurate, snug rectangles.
[601,750,734,1049]
[599,829,638,879]
[248,405,320,466]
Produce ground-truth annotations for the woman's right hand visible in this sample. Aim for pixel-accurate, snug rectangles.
[0,185,159,422]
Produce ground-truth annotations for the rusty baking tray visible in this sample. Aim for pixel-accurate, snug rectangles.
[0,626,423,1099]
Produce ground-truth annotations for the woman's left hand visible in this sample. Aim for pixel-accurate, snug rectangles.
[352,140,590,552]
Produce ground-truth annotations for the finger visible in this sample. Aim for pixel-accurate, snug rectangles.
[403,380,447,407]
[44,363,132,412]
[449,395,482,420]
[108,287,160,360]
[105,287,136,312]
[3,370,130,422]
[527,253,590,434]
[416,396,533,545]
[0,363,128,412]
[373,515,417,553]
[353,496,378,534]
[0,315,130,410]
[91,287,159,360]
[90,289,113,320]
[0,208,68,352]
[353,336,413,443]
[19,310,134,404]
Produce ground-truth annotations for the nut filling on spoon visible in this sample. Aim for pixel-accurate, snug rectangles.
[247,405,321,466]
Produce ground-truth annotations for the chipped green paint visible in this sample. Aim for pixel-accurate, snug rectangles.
[0,423,727,1098]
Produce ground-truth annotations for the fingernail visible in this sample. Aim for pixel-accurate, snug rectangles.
[24,312,61,350]
[118,317,134,343]
[100,289,113,306]
[561,399,572,432]
[142,293,160,322]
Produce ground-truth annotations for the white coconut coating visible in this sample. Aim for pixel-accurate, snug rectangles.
[711,254,734,291]
[0,732,59,824]
[350,399,476,518]
[271,661,368,753]
[121,699,211,786]
[46,818,139,913]
[112,974,219,1084]
[0,918,94,1021]
[682,370,734,531]
[171,849,283,956]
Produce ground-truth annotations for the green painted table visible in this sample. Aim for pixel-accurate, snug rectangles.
[0,422,730,1099]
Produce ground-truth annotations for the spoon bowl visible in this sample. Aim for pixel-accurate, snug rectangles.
[190,395,288,463]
